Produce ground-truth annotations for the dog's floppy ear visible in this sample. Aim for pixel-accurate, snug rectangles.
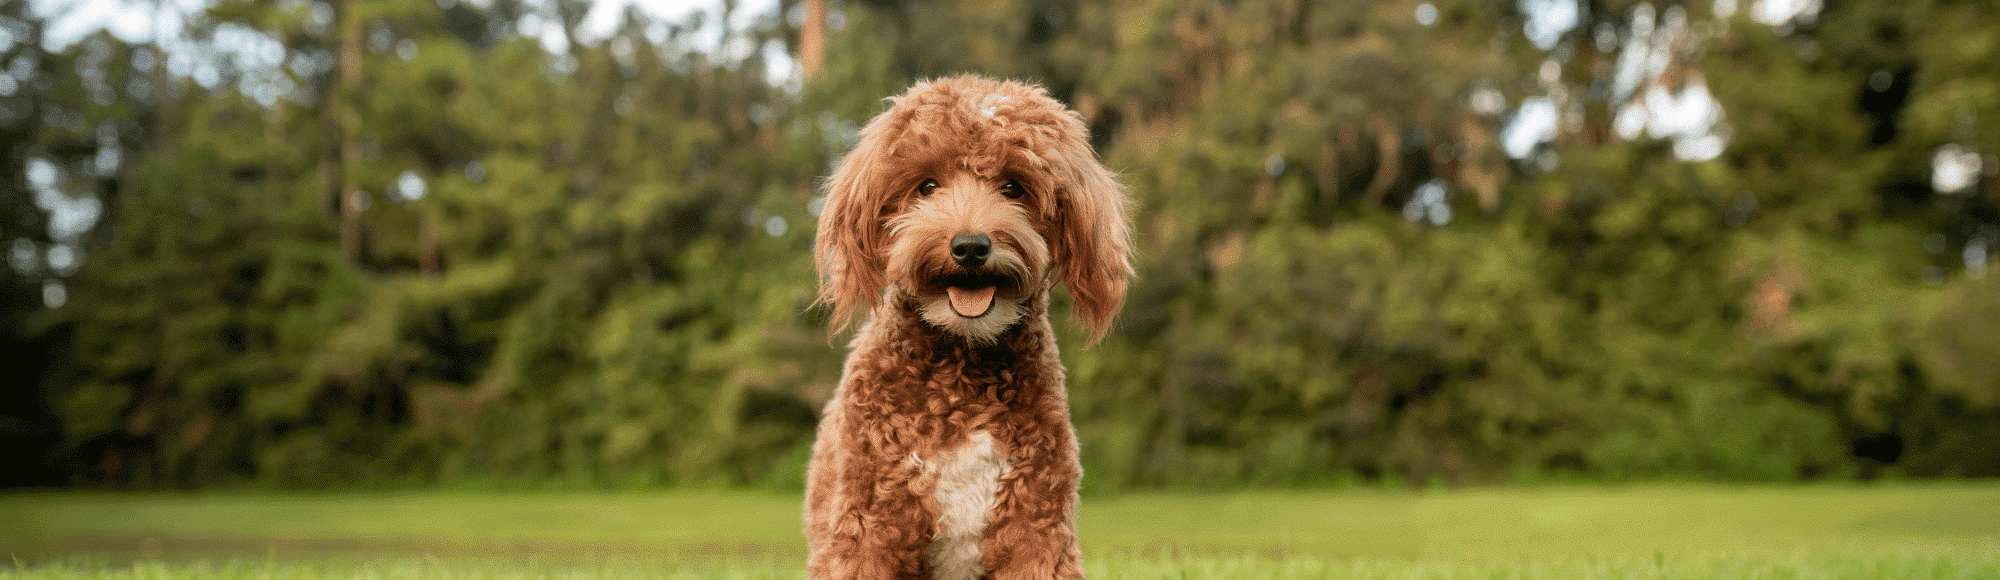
[814,107,902,335]
[1049,119,1133,345]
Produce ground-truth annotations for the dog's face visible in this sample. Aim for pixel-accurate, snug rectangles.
[883,172,1049,340]
[816,76,1131,344]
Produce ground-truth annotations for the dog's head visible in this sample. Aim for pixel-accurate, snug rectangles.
[815,76,1131,344]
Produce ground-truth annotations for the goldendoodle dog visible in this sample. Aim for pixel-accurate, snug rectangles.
[805,75,1131,580]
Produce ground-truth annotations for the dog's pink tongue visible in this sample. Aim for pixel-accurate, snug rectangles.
[946,286,996,318]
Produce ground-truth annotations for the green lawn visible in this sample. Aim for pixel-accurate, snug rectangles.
[3,482,1997,578]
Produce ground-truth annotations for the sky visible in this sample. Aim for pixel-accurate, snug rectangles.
[28,0,775,52]
[26,0,795,100]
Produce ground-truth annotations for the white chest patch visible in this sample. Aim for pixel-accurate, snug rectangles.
[908,430,1011,580]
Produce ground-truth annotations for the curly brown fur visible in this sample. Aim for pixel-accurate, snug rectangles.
[805,76,1131,580]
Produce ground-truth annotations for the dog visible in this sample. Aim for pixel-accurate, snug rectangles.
[804,75,1131,580]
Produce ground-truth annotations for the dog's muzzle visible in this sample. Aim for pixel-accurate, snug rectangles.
[945,234,999,317]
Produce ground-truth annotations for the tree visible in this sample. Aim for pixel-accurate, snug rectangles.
[0,1,66,486]
[22,0,2000,489]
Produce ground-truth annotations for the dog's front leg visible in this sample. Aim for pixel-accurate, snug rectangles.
[981,429,1086,580]
[808,413,938,579]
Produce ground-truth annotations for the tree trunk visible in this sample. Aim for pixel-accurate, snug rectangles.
[1361,116,1401,206]
[334,0,364,264]
[800,0,826,80]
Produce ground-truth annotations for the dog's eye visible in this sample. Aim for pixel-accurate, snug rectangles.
[1000,180,1026,199]
[918,179,939,196]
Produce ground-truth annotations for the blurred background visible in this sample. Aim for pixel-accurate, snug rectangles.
[0,0,1995,493]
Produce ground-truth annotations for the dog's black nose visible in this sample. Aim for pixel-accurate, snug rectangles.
[951,233,991,268]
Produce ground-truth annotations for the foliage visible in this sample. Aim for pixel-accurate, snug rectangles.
[1,0,1997,489]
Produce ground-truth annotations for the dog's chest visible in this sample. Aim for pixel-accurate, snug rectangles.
[906,430,1011,580]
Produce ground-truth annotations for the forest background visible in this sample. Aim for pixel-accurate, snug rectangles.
[1,0,1996,492]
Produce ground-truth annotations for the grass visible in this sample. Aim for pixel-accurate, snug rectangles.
[6,551,1998,580]
[2,481,1997,578]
